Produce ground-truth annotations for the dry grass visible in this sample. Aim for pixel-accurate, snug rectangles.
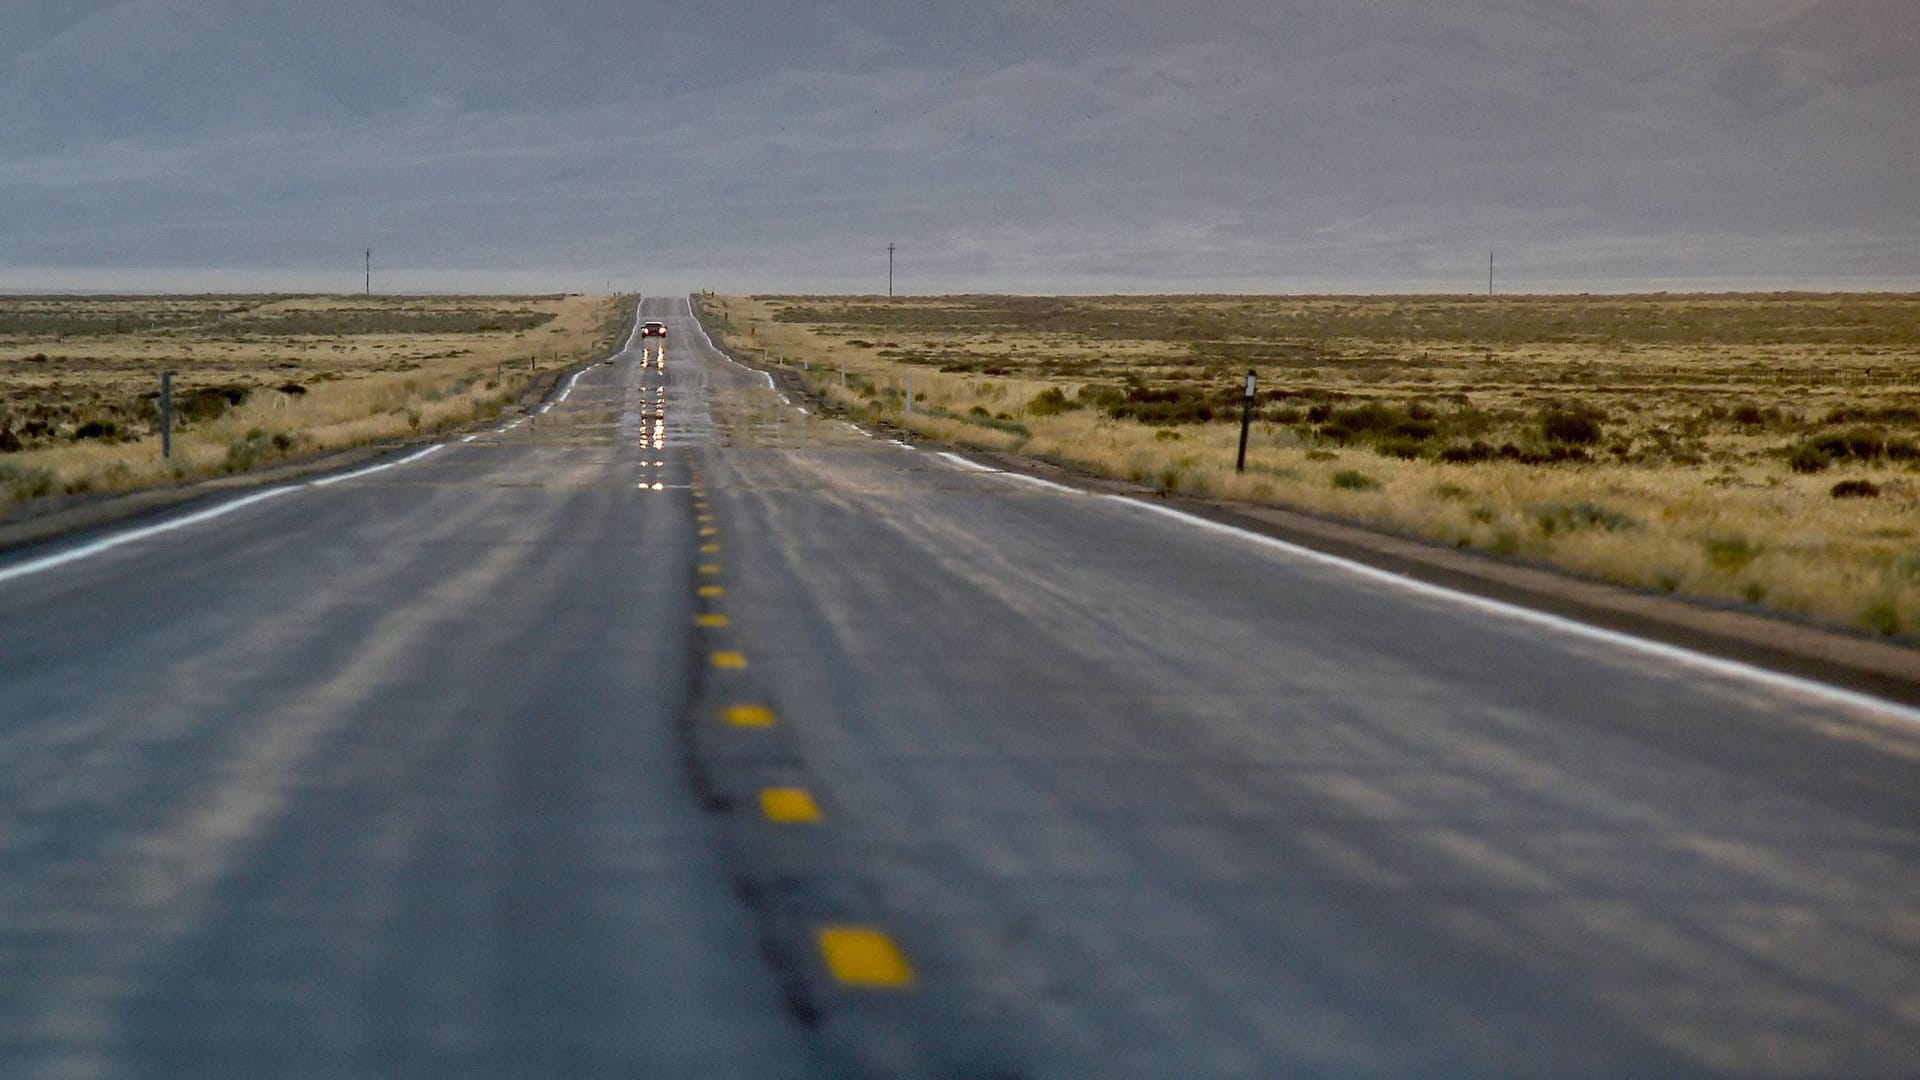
[1,294,625,502]
[702,292,1920,640]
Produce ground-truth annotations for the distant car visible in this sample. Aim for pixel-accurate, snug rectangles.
[640,321,668,338]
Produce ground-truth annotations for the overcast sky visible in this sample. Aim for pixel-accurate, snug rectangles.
[1,1,1916,293]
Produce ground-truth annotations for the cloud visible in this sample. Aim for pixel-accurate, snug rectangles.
[0,0,1914,291]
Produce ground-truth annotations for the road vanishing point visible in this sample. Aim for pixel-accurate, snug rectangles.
[4,297,1920,1078]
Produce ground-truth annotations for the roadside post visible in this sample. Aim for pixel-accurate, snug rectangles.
[161,372,173,460]
[905,374,913,415]
[1236,369,1256,473]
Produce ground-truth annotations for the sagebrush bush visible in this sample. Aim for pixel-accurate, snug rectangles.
[1807,427,1887,462]
[1830,479,1881,499]
[1705,535,1762,571]
[1540,402,1606,446]
[1861,598,1902,637]
[1535,502,1638,536]
[1026,387,1079,416]
[1,462,55,501]
[1789,442,1832,473]
[1439,440,1496,464]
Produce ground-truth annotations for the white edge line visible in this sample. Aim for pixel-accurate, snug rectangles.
[532,303,643,418]
[619,302,647,355]
[998,472,1083,495]
[0,487,300,586]
[307,444,444,488]
[683,296,811,418]
[936,450,1083,493]
[310,462,395,487]
[1112,496,1920,725]
[3,438,460,586]
[937,451,998,473]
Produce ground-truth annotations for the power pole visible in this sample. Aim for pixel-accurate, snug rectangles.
[366,248,373,296]
[1489,250,1494,296]
[888,243,896,298]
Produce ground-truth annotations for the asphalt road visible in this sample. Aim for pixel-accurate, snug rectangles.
[3,297,1919,1078]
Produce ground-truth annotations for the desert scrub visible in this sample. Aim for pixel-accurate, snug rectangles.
[0,292,623,501]
[1539,402,1607,446]
[1,462,56,502]
[1704,535,1762,572]
[1831,479,1881,499]
[1026,386,1079,416]
[1533,502,1638,537]
[716,292,1920,638]
[1331,469,1382,492]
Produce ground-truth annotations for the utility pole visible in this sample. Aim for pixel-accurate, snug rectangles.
[366,248,373,296]
[1489,250,1494,296]
[888,243,896,298]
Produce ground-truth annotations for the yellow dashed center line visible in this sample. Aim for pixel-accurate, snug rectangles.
[726,705,776,727]
[759,787,823,824]
[673,462,914,991]
[818,927,916,989]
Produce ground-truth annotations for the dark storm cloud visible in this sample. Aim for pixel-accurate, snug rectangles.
[1,1,1915,291]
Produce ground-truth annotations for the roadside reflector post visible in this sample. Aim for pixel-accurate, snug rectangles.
[1236,369,1256,474]
[904,374,913,415]
[160,372,173,460]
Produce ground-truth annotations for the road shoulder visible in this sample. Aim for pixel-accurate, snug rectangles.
[0,359,594,557]
[748,358,1920,708]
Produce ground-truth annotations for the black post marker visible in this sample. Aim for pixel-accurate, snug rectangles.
[1236,369,1256,474]
[161,372,173,460]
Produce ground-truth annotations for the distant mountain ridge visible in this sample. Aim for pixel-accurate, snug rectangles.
[1,0,1914,289]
